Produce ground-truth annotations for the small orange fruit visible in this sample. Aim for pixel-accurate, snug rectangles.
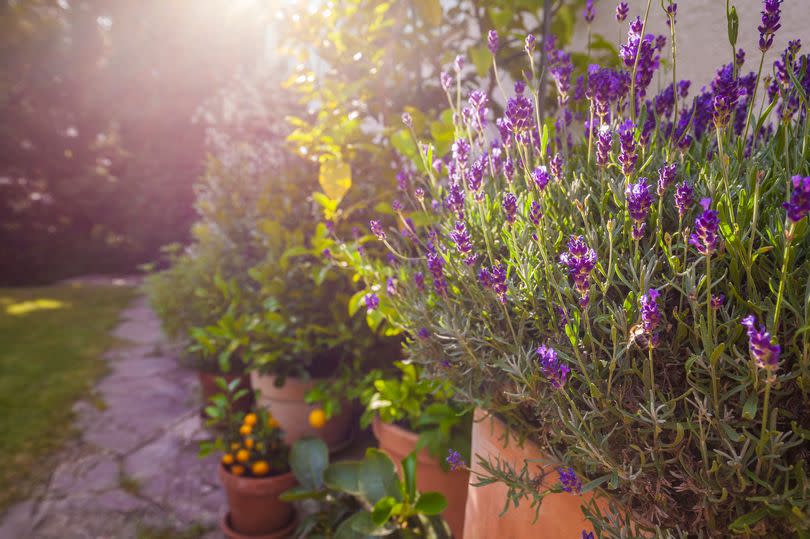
[239,424,252,436]
[243,413,257,426]
[221,453,234,465]
[251,460,270,476]
[230,442,240,451]
[308,408,327,429]
[267,416,280,429]
[231,465,245,476]
[236,449,250,463]
[244,438,255,449]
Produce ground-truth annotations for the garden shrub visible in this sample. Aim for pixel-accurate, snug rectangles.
[330,2,810,536]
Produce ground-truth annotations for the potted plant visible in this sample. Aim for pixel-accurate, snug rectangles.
[359,361,471,538]
[201,382,297,539]
[282,437,451,538]
[333,4,810,537]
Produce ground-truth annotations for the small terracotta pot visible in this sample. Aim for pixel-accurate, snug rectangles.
[218,464,297,537]
[250,372,354,451]
[220,512,298,539]
[198,371,254,414]
[463,407,599,539]
[373,418,469,538]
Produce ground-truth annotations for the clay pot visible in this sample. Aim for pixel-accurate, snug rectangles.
[373,418,469,538]
[463,407,598,539]
[250,372,354,451]
[198,371,254,414]
[218,464,297,537]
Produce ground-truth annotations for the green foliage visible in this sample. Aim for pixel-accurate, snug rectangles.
[283,439,451,538]
[359,361,471,466]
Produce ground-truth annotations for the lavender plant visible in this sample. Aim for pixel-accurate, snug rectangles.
[329,3,810,536]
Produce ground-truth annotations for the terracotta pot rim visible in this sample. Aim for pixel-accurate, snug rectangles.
[218,463,296,495]
[372,417,439,465]
[220,511,298,539]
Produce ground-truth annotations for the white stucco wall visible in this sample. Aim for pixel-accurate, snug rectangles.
[572,0,810,91]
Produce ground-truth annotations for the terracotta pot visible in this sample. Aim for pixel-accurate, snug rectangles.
[218,464,297,537]
[220,512,298,539]
[373,418,469,539]
[198,371,254,414]
[463,407,598,539]
[250,372,354,451]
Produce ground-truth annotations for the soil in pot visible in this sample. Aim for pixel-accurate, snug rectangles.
[463,407,599,539]
[373,418,469,538]
[198,371,254,415]
[251,372,354,451]
[218,464,297,536]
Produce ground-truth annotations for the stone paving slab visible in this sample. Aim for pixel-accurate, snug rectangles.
[0,294,224,539]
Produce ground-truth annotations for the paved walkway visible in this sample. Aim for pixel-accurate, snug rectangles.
[0,293,223,539]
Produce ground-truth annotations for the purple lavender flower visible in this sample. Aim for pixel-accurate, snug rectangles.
[583,0,595,23]
[504,93,535,135]
[690,198,720,255]
[454,55,465,73]
[558,467,582,494]
[417,327,430,340]
[370,220,386,241]
[503,158,515,183]
[392,199,403,213]
[401,112,413,128]
[364,293,379,312]
[548,43,574,106]
[560,236,598,307]
[446,449,466,471]
[322,248,332,260]
[440,71,452,92]
[478,263,509,303]
[712,63,739,127]
[665,3,677,26]
[674,181,693,219]
[525,33,536,54]
[537,345,570,389]
[487,30,499,55]
[446,182,465,218]
[414,187,425,200]
[640,288,662,335]
[532,166,550,191]
[502,193,518,225]
[414,271,425,292]
[450,220,476,265]
[759,0,782,52]
[386,277,397,296]
[596,124,612,166]
[452,138,470,164]
[741,315,781,370]
[711,294,725,310]
[529,201,543,225]
[626,178,654,239]
[619,17,661,99]
[550,153,563,180]
[783,175,810,222]
[618,119,637,177]
[615,2,629,22]
[582,532,595,539]
[657,163,677,196]
[427,249,448,297]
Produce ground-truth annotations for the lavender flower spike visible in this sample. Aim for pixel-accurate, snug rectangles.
[758,0,782,53]
[689,198,720,255]
[626,178,654,240]
[558,467,582,494]
[560,236,598,307]
[447,449,466,471]
[583,0,595,23]
[370,220,386,241]
[674,181,693,219]
[364,293,379,312]
[657,163,677,197]
[640,289,662,335]
[503,193,518,224]
[784,175,810,222]
[615,2,629,22]
[741,315,781,371]
[537,345,570,389]
[487,30,499,55]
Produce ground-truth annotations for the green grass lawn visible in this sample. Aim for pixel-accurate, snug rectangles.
[0,284,135,511]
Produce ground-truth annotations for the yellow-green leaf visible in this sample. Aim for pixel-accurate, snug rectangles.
[319,157,352,202]
[413,0,442,27]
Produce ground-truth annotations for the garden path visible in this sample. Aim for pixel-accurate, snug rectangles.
[0,290,223,539]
